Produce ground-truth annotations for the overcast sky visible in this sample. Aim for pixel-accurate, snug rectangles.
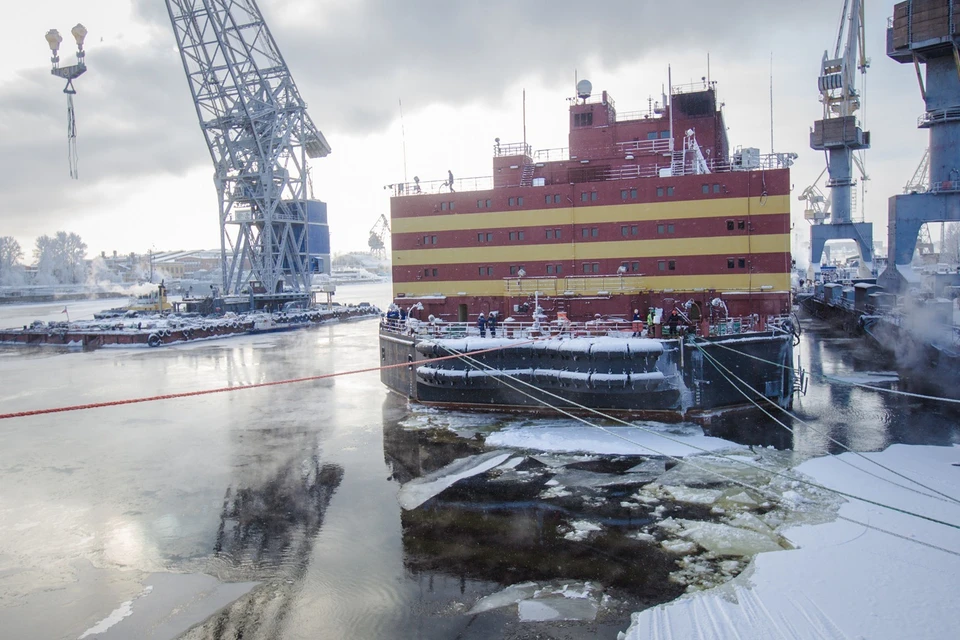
[0,1,928,261]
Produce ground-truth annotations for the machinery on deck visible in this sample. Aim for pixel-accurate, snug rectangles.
[164,0,331,306]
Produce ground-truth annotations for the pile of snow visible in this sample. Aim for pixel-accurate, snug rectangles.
[620,444,960,640]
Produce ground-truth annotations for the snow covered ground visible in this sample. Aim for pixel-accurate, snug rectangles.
[620,444,960,640]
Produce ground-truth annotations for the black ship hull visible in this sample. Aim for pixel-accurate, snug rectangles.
[380,327,794,423]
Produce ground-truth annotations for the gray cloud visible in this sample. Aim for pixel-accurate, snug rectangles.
[0,0,881,246]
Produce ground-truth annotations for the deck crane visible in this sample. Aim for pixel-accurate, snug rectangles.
[809,0,874,275]
[368,214,391,259]
[164,0,331,303]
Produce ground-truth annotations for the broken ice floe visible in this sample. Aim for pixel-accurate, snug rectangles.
[469,580,604,622]
[563,520,603,541]
[397,450,513,510]
[658,518,787,557]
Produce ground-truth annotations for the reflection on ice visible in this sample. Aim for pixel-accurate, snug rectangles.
[397,450,513,510]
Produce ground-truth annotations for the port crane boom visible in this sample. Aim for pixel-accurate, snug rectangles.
[164,0,331,299]
[368,214,391,259]
[809,0,874,272]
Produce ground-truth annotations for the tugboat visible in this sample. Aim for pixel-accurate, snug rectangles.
[379,76,798,421]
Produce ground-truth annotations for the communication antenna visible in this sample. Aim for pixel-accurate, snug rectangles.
[770,52,774,154]
[399,98,408,184]
[45,24,88,179]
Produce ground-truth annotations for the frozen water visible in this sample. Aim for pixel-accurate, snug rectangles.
[660,485,723,505]
[486,424,734,457]
[563,520,602,541]
[397,450,513,510]
[669,519,785,556]
[467,582,539,614]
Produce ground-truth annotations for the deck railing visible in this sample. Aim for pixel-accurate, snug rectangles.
[382,314,792,341]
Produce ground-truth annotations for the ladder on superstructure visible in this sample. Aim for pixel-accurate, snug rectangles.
[164,0,331,296]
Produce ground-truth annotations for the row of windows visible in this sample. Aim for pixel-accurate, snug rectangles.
[545,194,563,204]
[427,257,750,278]
[621,188,638,200]
[422,235,437,245]
[573,112,594,127]
[702,183,723,194]
[439,201,455,211]
[656,186,675,197]
[477,198,493,208]
[461,219,723,246]
[646,130,671,140]
[580,191,599,202]
[581,227,599,238]
[474,184,713,209]
[508,196,525,206]
[726,219,747,231]
[477,196,526,208]
[508,230,525,241]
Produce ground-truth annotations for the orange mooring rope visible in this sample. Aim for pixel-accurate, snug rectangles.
[0,339,533,420]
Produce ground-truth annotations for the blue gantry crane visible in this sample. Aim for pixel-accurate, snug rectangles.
[164,0,331,301]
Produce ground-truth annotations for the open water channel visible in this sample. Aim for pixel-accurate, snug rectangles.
[1,282,958,639]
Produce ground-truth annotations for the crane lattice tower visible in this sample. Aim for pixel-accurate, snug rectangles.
[165,0,331,298]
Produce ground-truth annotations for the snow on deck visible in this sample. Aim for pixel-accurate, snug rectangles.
[621,444,960,640]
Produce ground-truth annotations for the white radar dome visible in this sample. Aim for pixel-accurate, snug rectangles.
[576,79,592,100]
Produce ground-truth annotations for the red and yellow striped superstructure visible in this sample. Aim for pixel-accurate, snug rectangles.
[387,83,792,323]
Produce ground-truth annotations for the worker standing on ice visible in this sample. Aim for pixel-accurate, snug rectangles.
[477,312,486,337]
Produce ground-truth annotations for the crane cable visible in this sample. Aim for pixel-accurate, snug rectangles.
[692,339,960,507]
[433,342,960,538]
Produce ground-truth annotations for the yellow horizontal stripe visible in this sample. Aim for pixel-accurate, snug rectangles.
[393,273,791,298]
[392,195,788,234]
[394,234,789,265]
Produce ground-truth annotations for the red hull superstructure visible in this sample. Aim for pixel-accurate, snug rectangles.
[387,81,792,327]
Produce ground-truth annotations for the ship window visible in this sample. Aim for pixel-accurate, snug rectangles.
[546,229,553,239]
[668,224,674,234]
[547,264,554,274]
[581,228,589,238]
[573,111,593,127]
[440,201,448,211]
[581,192,589,202]
[423,235,430,244]
[666,186,674,196]
[519,230,525,240]
[509,231,516,241]
[555,228,562,238]
[432,268,438,276]
[449,201,455,210]
[621,226,629,237]
[737,220,746,230]
[486,199,492,207]
[726,220,735,231]
[702,184,710,194]
[545,195,552,204]
[621,261,629,270]
[713,184,721,193]
[423,268,429,277]
[478,233,484,242]
[621,189,628,200]
[660,130,670,139]
[738,258,746,269]
[590,192,598,201]
[727,258,735,269]
[509,197,516,206]
[646,131,657,140]
[582,263,590,273]
[631,261,639,271]
[591,227,599,237]
[478,267,485,276]
[477,199,484,208]
[510,265,517,275]
[554,194,561,203]
[658,260,666,271]
[556,264,563,274]
[593,262,600,272]
[658,224,665,234]
[487,267,494,275]
[631,189,637,199]
[668,260,676,271]
[631,225,638,235]
[518,196,524,206]
[657,187,664,197]
[432,235,437,244]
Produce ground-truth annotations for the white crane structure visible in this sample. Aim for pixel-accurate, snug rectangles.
[368,214,391,260]
[164,0,331,300]
[809,0,874,273]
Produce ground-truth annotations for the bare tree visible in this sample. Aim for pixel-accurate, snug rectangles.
[0,236,25,285]
[34,232,88,285]
[943,223,960,265]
